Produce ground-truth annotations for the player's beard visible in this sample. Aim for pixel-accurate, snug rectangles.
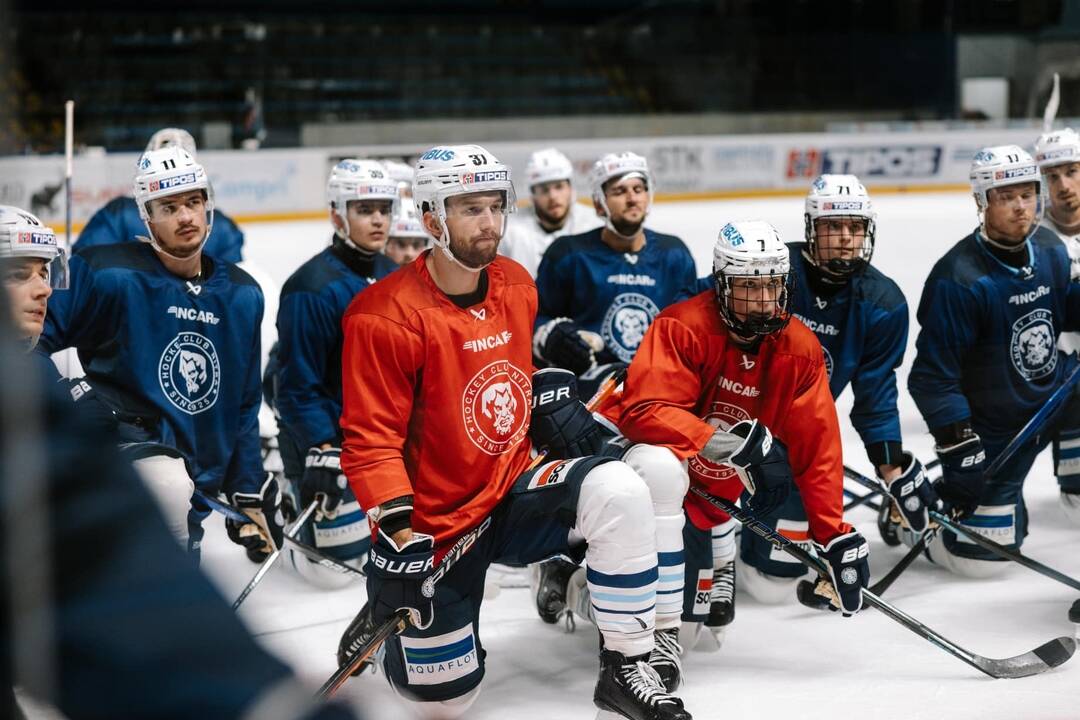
[450,232,500,270]
[534,202,569,231]
[610,213,645,237]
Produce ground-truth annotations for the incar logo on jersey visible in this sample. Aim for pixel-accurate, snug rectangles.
[158,332,221,415]
[786,146,941,179]
[688,403,751,484]
[461,360,531,455]
[602,293,660,362]
[1010,309,1056,381]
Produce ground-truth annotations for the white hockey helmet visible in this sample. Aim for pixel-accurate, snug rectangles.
[526,148,574,189]
[803,174,876,281]
[413,144,516,271]
[590,151,653,238]
[133,147,215,255]
[381,159,416,187]
[1034,127,1080,171]
[327,159,401,243]
[145,127,197,155]
[712,220,793,338]
[389,201,429,242]
[0,205,67,289]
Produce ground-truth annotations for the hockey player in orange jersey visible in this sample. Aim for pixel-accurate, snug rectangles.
[583,220,870,679]
[336,144,690,720]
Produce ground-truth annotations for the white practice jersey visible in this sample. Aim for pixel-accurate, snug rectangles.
[500,202,602,277]
[1043,217,1080,355]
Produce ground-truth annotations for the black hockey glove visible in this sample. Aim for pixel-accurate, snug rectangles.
[723,419,792,518]
[817,531,870,616]
[529,368,604,459]
[336,601,379,677]
[302,446,348,518]
[933,435,986,519]
[884,453,941,534]
[534,318,602,375]
[368,528,435,630]
[227,474,286,563]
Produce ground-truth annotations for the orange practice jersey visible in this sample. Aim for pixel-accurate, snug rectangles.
[603,291,850,544]
[340,253,536,547]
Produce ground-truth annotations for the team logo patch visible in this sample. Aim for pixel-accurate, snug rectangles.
[688,402,751,484]
[461,360,531,455]
[840,567,858,585]
[158,332,221,415]
[822,346,834,380]
[399,624,479,686]
[1009,309,1056,381]
[602,293,660,362]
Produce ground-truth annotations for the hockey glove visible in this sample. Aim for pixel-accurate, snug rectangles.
[336,601,379,677]
[884,453,942,534]
[933,435,987,519]
[302,446,348,518]
[227,474,286,563]
[533,318,603,375]
[368,528,435,630]
[723,420,792,518]
[817,531,870,616]
[529,368,604,459]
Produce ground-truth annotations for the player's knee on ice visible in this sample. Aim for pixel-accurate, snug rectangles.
[131,453,195,544]
[925,537,1010,579]
[735,554,805,604]
[621,444,688,515]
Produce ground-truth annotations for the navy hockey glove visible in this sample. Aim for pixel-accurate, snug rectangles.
[534,318,603,375]
[302,446,348,518]
[817,531,870,616]
[934,435,986,518]
[368,528,435,630]
[723,420,792,518]
[884,453,941,534]
[227,474,286,562]
[528,368,604,459]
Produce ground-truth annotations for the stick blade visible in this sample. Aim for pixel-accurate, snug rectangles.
[975,636,1076,679]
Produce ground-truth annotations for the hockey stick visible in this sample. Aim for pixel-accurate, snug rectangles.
[689,484,1075,678]
[984,362,1080,480]
[194,488,363,576]
[232,499,319,611]
[317,369,626,699]
[64,100,73,252]
[845,467,1080,593]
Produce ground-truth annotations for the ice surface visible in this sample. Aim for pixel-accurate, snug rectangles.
[199,193,1080,720]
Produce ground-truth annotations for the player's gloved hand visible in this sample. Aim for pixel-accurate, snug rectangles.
[718,419,792,518]
[336,601,379,677]
[529,368,604,459]
[884,453,942,533]
[534,318,603,375]
[933,435,986,519]
[368,528,435,630]
[817,531,870,616]
[302,446,348,518]
[227,474,286,562]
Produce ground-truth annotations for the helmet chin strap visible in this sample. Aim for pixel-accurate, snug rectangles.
[432,211,493,273]
[598,197,647,243]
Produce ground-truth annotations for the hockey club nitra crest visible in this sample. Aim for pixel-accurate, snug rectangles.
[687,401,751,484]
[1010,309,1056,381]
[602,292,660,362]
[821,346,834,380]
[159,332,221,415]
[461,360,531,455]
